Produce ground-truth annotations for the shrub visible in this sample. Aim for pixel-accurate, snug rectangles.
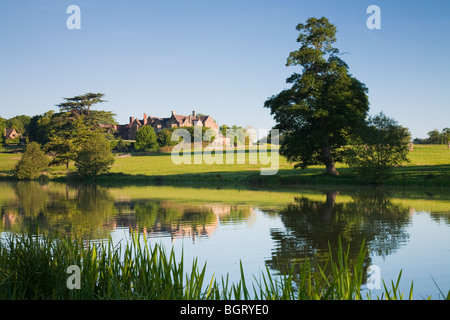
[344,112,410,183]
[5,136,20,145]
[111,139,133,152]
[157,128,179,147]
[171,126,216,144]
[75,133,115,178]
[14,142,49,180]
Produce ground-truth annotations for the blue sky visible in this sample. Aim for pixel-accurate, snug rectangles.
[0,0,449,139]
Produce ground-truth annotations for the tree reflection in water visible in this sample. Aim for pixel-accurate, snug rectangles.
[0,182,253,243]
[0,181,446,293]
[265,188,411,284]
[1,181,116,239]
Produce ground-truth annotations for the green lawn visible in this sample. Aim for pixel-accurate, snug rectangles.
[111,147,285,175]
[406,144,450,165]
[0,153,21,175]
[0,144,449,186]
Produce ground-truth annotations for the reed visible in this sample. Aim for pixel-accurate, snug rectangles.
[0,231,448,300]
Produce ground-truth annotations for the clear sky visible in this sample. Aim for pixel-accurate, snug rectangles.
[0,0,449,139]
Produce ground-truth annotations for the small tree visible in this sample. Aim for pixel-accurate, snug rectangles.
[135,126,158,151]
[75,133,115,178]
[344,112,411,183]
[219,124,230,136]
[15,142,49,180]
[157,128,178,147]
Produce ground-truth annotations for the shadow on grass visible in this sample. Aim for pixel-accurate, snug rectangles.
[61,163,450,189]
[128,147,277,157]
[387,164,450,187]
[59,166,358,189]
[3,149,449,189]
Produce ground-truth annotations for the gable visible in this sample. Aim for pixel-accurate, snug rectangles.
[174,114,189,124]
[4,129,17,138]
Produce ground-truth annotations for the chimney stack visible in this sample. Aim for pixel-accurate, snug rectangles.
[143,113,147,125]
[193,110,196,117]
[130,116,135,124]
[171,110,176,116]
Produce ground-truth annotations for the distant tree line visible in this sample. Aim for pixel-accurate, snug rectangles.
[413,128,450,145]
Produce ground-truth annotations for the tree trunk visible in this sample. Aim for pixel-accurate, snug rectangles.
[322,146,339,176]
[326,162,339,175]
[323,190,338,224]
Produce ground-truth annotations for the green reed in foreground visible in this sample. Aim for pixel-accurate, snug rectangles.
[0,231,447,300]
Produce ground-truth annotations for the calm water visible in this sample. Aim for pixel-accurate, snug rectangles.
[1,181,450,299]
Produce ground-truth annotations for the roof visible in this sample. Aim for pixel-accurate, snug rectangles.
[4,128,17,137]
[174,114,189,123]
[172,114,211,124]
[132,118,142,126]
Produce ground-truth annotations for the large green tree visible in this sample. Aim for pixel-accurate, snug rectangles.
[25,110,54,145]
[57,92,105,116]
[45,114,90,169]
[46,93,116,168]
[264,17,370,175]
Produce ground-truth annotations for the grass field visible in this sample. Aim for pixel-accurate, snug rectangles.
[0,144,449,187]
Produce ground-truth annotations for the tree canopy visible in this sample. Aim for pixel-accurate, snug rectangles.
[414,128,450,145]
[264,17,370,175]
[56,93,106,116]
[14,142,49,180]
[42,93,116,168]
[5,115,31,136]
[75,133,115,178]
[344,112,411,183]
[135,126,158,151]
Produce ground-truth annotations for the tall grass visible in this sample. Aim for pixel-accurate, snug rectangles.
[0,231,447,300]
[0,231,216,300]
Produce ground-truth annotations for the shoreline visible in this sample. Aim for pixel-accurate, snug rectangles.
[1,168,450,189]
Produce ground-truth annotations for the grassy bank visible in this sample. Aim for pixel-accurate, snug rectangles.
[1,231,447,300]
[0,144,449,187]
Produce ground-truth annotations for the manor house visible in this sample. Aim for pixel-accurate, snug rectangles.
[115,110,219,141]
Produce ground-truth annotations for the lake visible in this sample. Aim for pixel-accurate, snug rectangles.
[1,181,450,299]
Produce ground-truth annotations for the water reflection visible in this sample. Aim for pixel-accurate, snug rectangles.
[0,182,255,242]
[1,181,116,239]
[265,189,412,282]
[1,181,450,297]
[114,200,253,243]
